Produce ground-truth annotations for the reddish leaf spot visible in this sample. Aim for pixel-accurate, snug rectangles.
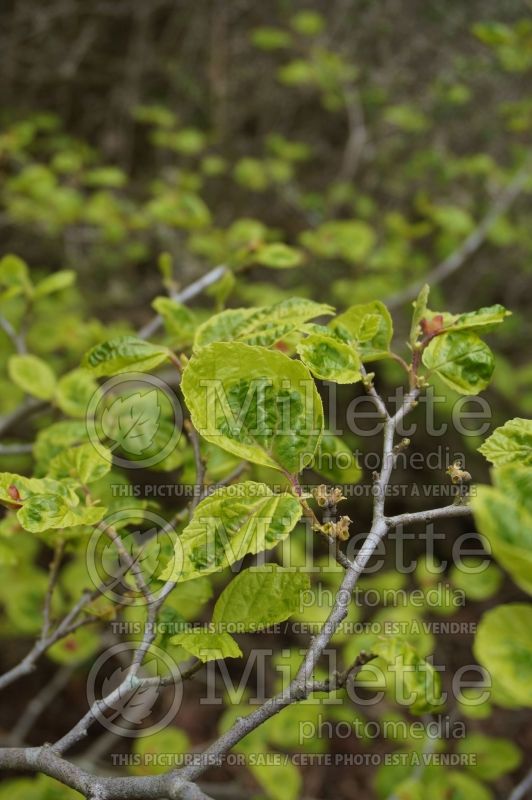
[7,485,21,502]
[64,637,78,652]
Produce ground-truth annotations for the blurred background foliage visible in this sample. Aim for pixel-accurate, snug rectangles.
[0,1,531,799]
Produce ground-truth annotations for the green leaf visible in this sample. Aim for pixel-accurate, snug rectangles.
[424,304,511,335]
[82,336,171,377]
[55,369,100,418]
[8,354,57,400]
[169,630,242,662]
[449,559,503,601]
[290,10,325,36]
[457,734,522,781]
[250,26,293,50]
[471,465,532,594]
[474,603,532,707]
[181,342,323,473]
[371,637,443,715]
[332,301,393,361]
[194,297,333,350]
[131,728,190,776]
[17,494,107,533]
[478,417,532,466]
[34,270,75,298]
[297,333,362,383]
[0,254,32,299]
[212,565,309,632]
[300,220,375,264]
[422,332,494,394]
[249,758,302,800]
[48,443,112,484]
[409,283,430,346]
[101,390,161,455]
[253,243,303,269]
[159,481,302,582]
[0,472,75,505]
[311,430,362,483]
[151,297,196,345]
[48,627,101,665]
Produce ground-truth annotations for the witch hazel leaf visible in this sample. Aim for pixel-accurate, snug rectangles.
[159,481,302,582]
[478,418,532,466]
[182,342,323,472]
[101,391,161,455]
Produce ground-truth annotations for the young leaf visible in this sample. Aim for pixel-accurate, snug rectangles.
[55,369,100,418]
[424,304,510,335]
[151,297,196,345]
[474,604,532,708]
[8,354,57,400]
[0,472,75,505]
[181,342,323,473]
[159,481,302,582]
[471,465,532,595]
[194,298,333,350]
[422,332,494,394]
[212,565,310,631]
[33,270,75,298]
[372,637,443,715]
[82,336,171,377]
[332,301,393,361]
[101,391,161,455]
[48,443,112,484]
[169,630,242,662]
[297,333,362,383]
[409,283,430,346]
[311,430,362,483]
[17,494,107,533]
[456,734,522,781]
[478,417,532,466]
[300,220,375,264]
[253,242,303,269]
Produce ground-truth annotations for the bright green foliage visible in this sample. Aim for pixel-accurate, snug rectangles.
[253,242,303,268]
[212,565,309,631]
[249,759,302,800]
[478,417,532,465]
[181,342,323,472]
[33,270,75,298]
[409,284,430,346]
[170,630,243,662]
[472,465,532,594]
[312,431,362,483]
[8,354,57,400]
[474,604,532,707]
[449,560,503,601]
[332,301,393,361]
[130,728,190,776]
[152,297,197,346]
[297,333,362,383]
[422,332,494,394]
[83,336,171,376]
[17,494,106,533]
[457,734,522,781]
[424,304,510,335]
[300,220,375,264]
[55,369,100,418]
[194,297,333,350]
[160,482,302,582]
[371,637,443,715]
[100,391,161,456]
[47,443,112,484]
